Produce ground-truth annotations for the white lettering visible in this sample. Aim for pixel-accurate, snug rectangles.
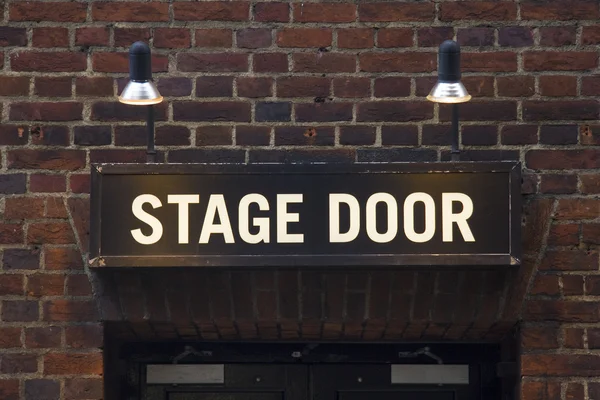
[167,194,200,244]
[442,193,475,242]
[131,194,163,245]
[366,193,397,243]
[199,194,235,244]
[239,193,270,244]
[277,194,304,243]
[403,192,435,243]
[329,194,360,243]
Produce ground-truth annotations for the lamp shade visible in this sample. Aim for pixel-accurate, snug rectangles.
[118,41,163,105]
[427,40,471,104]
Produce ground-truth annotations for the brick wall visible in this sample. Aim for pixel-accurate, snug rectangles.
[0,0,599,399]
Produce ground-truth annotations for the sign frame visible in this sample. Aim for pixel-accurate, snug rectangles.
[89,162,521,268]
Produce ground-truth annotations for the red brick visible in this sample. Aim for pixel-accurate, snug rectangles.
[564,328,585,348]
[35,77,71,97]
[359,3,434,22]
[0,27,27,46]
[11,52,86,72]
[254,53,287,72]
[566,383,584,400]
[524,101,598,121]
[523,354,600,375]
[175,2,249,21]
[75,27,109,46]
[4,197,44,220]
[340,126,376,146]
[8,150,85,170]
[583,224,600,244]
[275,126,334,146]
[334,77,370,98]
[237,77,272,98]
[0,224,24,244]
[0,76,29,96]
[76,77,113,97]
[521,381,560,400]
[358,102,433,122]
[377,28,413,48]
[539,75,577,97]
[0,274,24,296]
[440,2,516,20]
[458,27,495,46]
[540,174,577,194]
[522,0,599,20]
[521,325,559,349]
[93,2,168,21]
[91,101,167,122]
[497,76,535,97]
[196,76,233,97]
[293,3,355,23]
[173,101,250,122]
[67,274,93,296]
[44,352,103,375]
[462,52,517,72]
[547,223,579,246]
[45,248,83,271]
[540,249,597,271]
[588,276,600,295]
[65,378,104,400]
[44,300,98,322]
[582,26,600,44]
[65,325,103,349]
[277,28,332,48]
[30,174,66,193]
[0,354,38,373]
[93,52,168,73]
[237,28,272,49]
[28,223,75,245]
[114,28,151,47]
[530,274,560,296]
[194,29,232,48]
[555,198,600,219]
[25,327,61,348]
[295,103,352,123]
[27,274,65,297]
[293,53,355,73]
[524,52,597,71]
[526,299,599,322]
[562,275,584,296]
[254,2,288,22]
[154,28,191,48]
[10,2,87,22]
[419,27,454,47]
[32,27,68,48]
[440,101,516,122]
[2,300,39,322]
[360,52,435,73]
[177,53,248,72]
[0,327,22,348]
[374,77,411,98]
[277,77,330,97]
[236,126,270,146]
[582,76,600,96]
[10,102,82,122]
[338,28,373,49]
[540,26,577,46]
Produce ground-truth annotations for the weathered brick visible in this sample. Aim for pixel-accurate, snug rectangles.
[275,127,334,146]
[418,27,453,47]
[582,26,600,45]
[66,275,92,297]
[523,354,600,375]
[25,327,61,349]
[277,28,332,48]
[177,53,248,72]
[539,250,597,271]
[30,175,66,193]
[564,328,585,348]
[440,101,517,121]
[293,53,355,73]
[255,102,291,122]
[114,28,151,47]
[93,2,168,22]
[254,53,287,72]
[521,325,559,349]
[1,354,38,373]
[498,27,533,47]
[65,325,103,349]
[43,352,103,375]
[0,275,24,296]
[175,2,249,21]
[44,300,98,322]
[74,126,111,146]
[358,102,433,122]
[548,223,579,246]
[440,2,516,20]
[28,222,74,245]
[93,52,168,73]
[237,77,272,98]
[11,52,86,72]
[540,174,577,194]
[358,148,437,162]
[3,248,40,270]
[153,28,191,48]
[196,76,234,97]
[237,28,271,49]
[10,2,87,22]
[540,26,577,46]
[2,300,39,322]
[25,380,59,400]
[521,381,560,400]
[360,53,435,72]
[295,103,352,122]
[523,101,598,121]
[0,327,22,349]
[540,125,578,145]
[64,378,103,400]
[381,126,419,146]
[0,174,27,194]
[157,78,192,97]
[555,198,600,219]
[91,101,167,121]
[45,248,82,271]
[524,52,597,71]
[521,0,599,20]
[156,126,191,146]
[334,77,370,98]
[540,75,577,97]
[195,29,232,48]
[277,77,329,98]
[90,149,148,163]
[254,2,288,22]
[27,274,65,297]
[377,28,413,48]
[196,126,232,146]
[0,223,24,244]
[5,197,44,220]
[75,27,109,46]
[462,52,517,72]
[423,125,452,145]
[249,149,354,163]
[457,28,494,47]
[169,149,245,163]
[173,101,250,122]
[32,27,69,48]
[0,77,29,100]
[339,126,376,146]
[359,3,434,22]
[10,102,82,121]
[525,300,599,322]
[236,126,271,146]
[462,126,497,146]
[583,224,600,244]
[35,77,71,98]
[293,3,355,23]
[8,150,85,170]
[338,29,374,49]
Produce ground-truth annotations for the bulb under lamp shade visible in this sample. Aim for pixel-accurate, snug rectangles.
[427,40,471,104]
[118,41,163,105]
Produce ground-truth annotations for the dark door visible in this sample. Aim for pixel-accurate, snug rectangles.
[144,364,475,400]
[144,365,308,400]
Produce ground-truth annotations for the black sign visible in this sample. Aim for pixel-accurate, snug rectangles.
[89,162,521,268]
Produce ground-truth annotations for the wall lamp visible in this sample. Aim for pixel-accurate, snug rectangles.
[118,41,163,163]
[427,40,471,161]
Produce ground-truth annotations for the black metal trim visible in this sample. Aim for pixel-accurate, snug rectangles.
[89,162,522,269]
